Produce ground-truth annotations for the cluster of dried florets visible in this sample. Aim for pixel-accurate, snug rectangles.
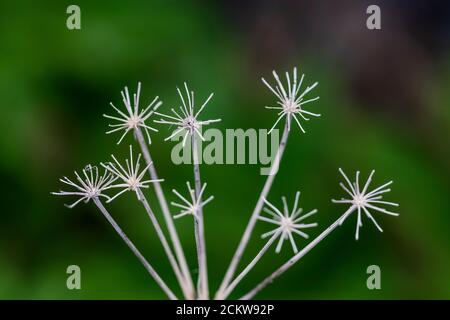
[53,68,399,300]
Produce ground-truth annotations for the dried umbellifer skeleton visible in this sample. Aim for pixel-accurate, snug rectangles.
[53,67,399,300]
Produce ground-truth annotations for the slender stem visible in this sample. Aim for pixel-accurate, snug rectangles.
[93,198,178,300]
[216,120,290,299]
[134,128,195,299]
[239,206,356,300]
[221,230,280,300]
[193,214,206,299]
[137,189,190,299]
[192,134,209,299]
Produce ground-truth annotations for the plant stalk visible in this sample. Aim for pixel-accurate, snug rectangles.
[221,230,280,300]
[192,134,209,299]
[134,128,195,299]
[216,120,290,299]
[93,198,177,300]
[137,189,190,299]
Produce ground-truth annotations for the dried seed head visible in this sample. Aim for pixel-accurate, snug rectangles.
[171,181,214,219]
[154,82,221,146]
[102,145,163,202]
[52,165,116,208]
[104,82,161,144]
[259,191,318,253]
[262,67,320,134]
[332,168,400,240]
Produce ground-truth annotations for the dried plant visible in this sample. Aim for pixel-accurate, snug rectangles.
[53,67,399,300]
[154,82,221,146]
[103,83,161,144]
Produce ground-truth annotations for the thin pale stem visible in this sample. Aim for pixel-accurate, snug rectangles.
[222,230,280,300]
[192,134,209,299]
[93,198,177,300]
[216,120,290,299]
[137,189,190,299]
[239,206,356,300]
[192,214,206,299]
[134,128,195,299]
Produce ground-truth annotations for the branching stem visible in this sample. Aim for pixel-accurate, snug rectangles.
[192,134,209,299]
[137,189,190,299]
[240,206,356,300]
[216,120,290,299]
[134,128,195,299]
[222,230,281,299]
[93,198,177,300]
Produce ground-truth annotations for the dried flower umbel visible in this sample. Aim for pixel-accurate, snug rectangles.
[101,145,162,201]
[52,165,116,208]
[332,168,399,240]
[260,192,318,254]
[171,182,214,220]
[104,82,161,144]
[262,67,320,134]
[154,82,221,146]
[53,67,399,300]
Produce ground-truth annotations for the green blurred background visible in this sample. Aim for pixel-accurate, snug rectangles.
[1,0,449,299]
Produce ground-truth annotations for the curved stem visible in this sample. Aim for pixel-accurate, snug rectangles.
[137,189,190,299]
[240,206,356,300]
[221,230,280,300]
[216,120,290,299]
[134,128,195,299]
[192,134,209,299]
[93,198,177,300]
